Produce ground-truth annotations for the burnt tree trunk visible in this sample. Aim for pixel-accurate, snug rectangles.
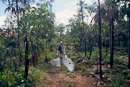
[32,55,35,67]
[98,0,102,80]
[16,0,21,62]
[80,0,87,57]
[110,18,114,68]
[128,7,130,69]
[24,36,29,79]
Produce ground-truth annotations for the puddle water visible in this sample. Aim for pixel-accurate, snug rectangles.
[50,55,75,71]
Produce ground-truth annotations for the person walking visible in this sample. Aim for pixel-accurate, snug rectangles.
[58,41,64,67]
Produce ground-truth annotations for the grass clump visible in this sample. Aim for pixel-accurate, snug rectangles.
[68,84,75,87]
[67,73,76,78]
[61,65,69,72]
[103,57,127,64]
[29,67,46,87]
[75,64,86,72]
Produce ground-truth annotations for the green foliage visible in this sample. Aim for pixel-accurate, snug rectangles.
[29,67,46,87]
[91,48,99,58]
[104,57,127,64]
[61,65,69,72]
[77,52,83,57]
[114,57,127,63]
[44,49,55,60]
[106,70,130,87]
[0,70,30,87]
[0,1,56,87]
[68,74,76,78]
[75,64,86,72]
[68,84,75,87]
[111,74,128,87]
[80,66,86,72]
[104,58,110,64]
[75,58,82,63]
[0,0,130,86]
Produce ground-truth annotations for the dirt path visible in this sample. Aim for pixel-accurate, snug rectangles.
[43,68,101,87]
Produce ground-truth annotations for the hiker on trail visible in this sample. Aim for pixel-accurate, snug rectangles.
[58,41,64,58]
[58,41,64,66]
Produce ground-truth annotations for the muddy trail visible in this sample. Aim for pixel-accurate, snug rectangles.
[43,67,105,87]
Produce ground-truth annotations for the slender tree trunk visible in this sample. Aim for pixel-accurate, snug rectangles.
[128,13,130,69]
[88,42,93,60]
[98,0,102,80]
[32,55,35,67]
[109,21,112,67]
[16,0,21,63]
[110,19,114,68]
[83,22,87,57]
[80,0,87,57]
[24,36,29,79]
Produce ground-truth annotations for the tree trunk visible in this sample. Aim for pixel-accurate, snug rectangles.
[32,55,35,67]
[83,24,87,58]
[80,0,87,57]
[98,0,102,80]
[45,56,48,62]
[105,43,108,58]
[88,42,93,60]
[110,19,114,68]
[16,0,21,63]
[128,15,130,69]
[24,36,29,79]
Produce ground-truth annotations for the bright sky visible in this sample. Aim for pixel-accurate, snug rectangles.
[0,0,97,27]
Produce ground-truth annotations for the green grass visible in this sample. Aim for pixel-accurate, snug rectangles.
[39,48,55,60]
[75,64,86,72]
[74,58,82,63]
[103,58,110,64]
[29,67,46,87]
[68,84,75,87]
[61,65,69,72]
[114,57,127,62]
[114,50,127,57]
[111,73,129,87]
[67,73,76,78]
[103,57,127,64]
[91,50,99,58]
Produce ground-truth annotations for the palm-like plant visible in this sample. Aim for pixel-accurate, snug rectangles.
[2,0,35,66]
[19,3,55,77]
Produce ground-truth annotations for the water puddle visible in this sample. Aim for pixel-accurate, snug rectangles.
[50,55,75,71]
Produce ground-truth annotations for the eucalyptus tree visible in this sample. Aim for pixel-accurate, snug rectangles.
[68,17,83,53]
[85,25,95,60]
[78,0,87,57]
[128,4,130,69]
[104,1,119,68]
[93,0,119,68]
[113,0,130,69]
[91,0,103,79]
[104,0,130,69]
[98,0,103,79]
[68,1,96,58]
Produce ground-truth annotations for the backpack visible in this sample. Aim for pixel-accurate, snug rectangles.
[58,45,63,51]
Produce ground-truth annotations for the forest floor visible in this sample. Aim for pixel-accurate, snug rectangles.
[43,67,106,87]
[30,46,130,87]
